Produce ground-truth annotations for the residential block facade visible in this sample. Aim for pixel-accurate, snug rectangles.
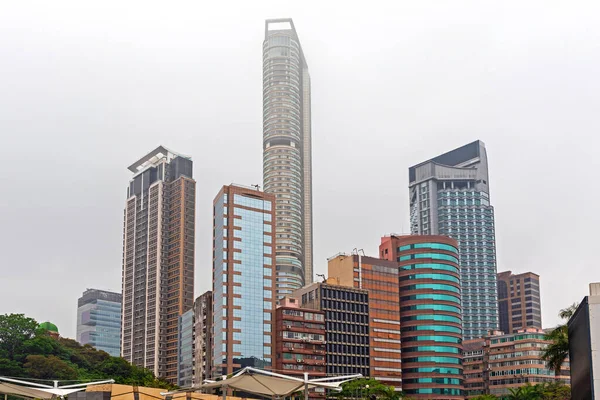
[121,146,195,382]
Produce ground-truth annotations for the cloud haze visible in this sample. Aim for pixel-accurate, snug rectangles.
[1,0,599,338]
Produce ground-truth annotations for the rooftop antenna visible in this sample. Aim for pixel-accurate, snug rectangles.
[316,273,326,283]
[252,184,260,191]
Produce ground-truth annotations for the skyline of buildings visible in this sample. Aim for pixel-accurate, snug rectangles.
[76,288,122,357]
[263,18,314,298]
[67,18,575,396]
[409,140,499,340]
[120,146,196,383]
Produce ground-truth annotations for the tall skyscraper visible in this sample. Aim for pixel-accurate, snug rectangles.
[121,146,196,383]
[497,271,542,333]
[263,18,313,297]
[212,184,276,376]
[409,141,498,339]
[76,289,122,357]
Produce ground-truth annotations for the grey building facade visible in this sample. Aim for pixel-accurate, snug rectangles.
[193,291,212,385]
[76,289,122,357]
[263,19,313,297]
[409,141,498,339]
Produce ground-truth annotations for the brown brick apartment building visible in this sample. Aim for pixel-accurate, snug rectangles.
[121,146,196,383]
[327,253,402,387]
[275,297,326,398]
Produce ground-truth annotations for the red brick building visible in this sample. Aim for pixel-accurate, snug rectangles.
[275,297,326,398]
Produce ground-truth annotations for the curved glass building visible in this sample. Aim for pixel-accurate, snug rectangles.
[397,235,464,399]
[263,19,313,297]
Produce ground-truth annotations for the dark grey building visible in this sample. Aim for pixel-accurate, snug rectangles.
[194,291,212,385]
[76,289,121,356]
[296,282,370,377]
[409,140,498,339]
[569,283,600,400]
[263,18,313,297]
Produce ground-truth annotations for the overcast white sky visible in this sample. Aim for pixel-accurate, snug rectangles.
[1,0,599,339]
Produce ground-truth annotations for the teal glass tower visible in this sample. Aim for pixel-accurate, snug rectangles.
[409,141,498,340]
[396,235,464,399]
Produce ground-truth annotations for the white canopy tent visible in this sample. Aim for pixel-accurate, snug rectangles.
[0,377,115,399]
[162,367,362,400]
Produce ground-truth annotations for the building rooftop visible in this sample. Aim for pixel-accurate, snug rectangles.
[39,321,58,333]
[128,145,190,173]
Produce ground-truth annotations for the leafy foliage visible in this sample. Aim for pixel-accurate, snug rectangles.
[0,314,173,389]
[502,381,570,400]
[335,378,404,400]
[541,303,578,375]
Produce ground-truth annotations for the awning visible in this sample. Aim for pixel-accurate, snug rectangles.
[0,377,115,399]
[163,367,362,399]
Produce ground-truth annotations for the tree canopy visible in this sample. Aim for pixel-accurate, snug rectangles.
[335,378,405,400]
[0,314,173,389]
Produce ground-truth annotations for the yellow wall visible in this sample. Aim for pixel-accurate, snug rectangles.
[327,255,355,288]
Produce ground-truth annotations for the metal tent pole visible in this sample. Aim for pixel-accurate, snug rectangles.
[304,372,309,400]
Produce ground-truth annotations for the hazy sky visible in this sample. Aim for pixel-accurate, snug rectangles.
[1,1,599,339]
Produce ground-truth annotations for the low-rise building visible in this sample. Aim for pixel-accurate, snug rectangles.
[275,297,326,398]
[463,329,570,398]
[295,281,370,378]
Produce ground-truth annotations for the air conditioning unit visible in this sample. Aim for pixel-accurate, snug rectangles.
[286,325,292,329]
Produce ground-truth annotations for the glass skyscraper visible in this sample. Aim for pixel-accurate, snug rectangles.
[76,289,122,357]
[212,184,276,376]
[263,18,313,297]
[177,309,194,387]
[409,141,498,340]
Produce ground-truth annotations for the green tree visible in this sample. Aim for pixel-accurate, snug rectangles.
[0,314,39,360]
[23,355,78,380]
[506,383,543,400]
[541,303,578,375]
[336,378,403,400]
[536,381,570,400]
[0,313,174,389]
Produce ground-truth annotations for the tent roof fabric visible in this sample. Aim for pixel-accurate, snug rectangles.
[168,367,362,399]
[0,382,56,399]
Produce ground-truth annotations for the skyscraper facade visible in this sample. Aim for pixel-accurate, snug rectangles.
[177,309,194,387]
[296,281,370,378]
[409,141,498,339]
[263,18,313,297]
[121,146,196,382]
[327,253,402,387]
[497,271,542,333]
[76,289,122,357]
[396,235,464,399]
[212,185,276,376]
